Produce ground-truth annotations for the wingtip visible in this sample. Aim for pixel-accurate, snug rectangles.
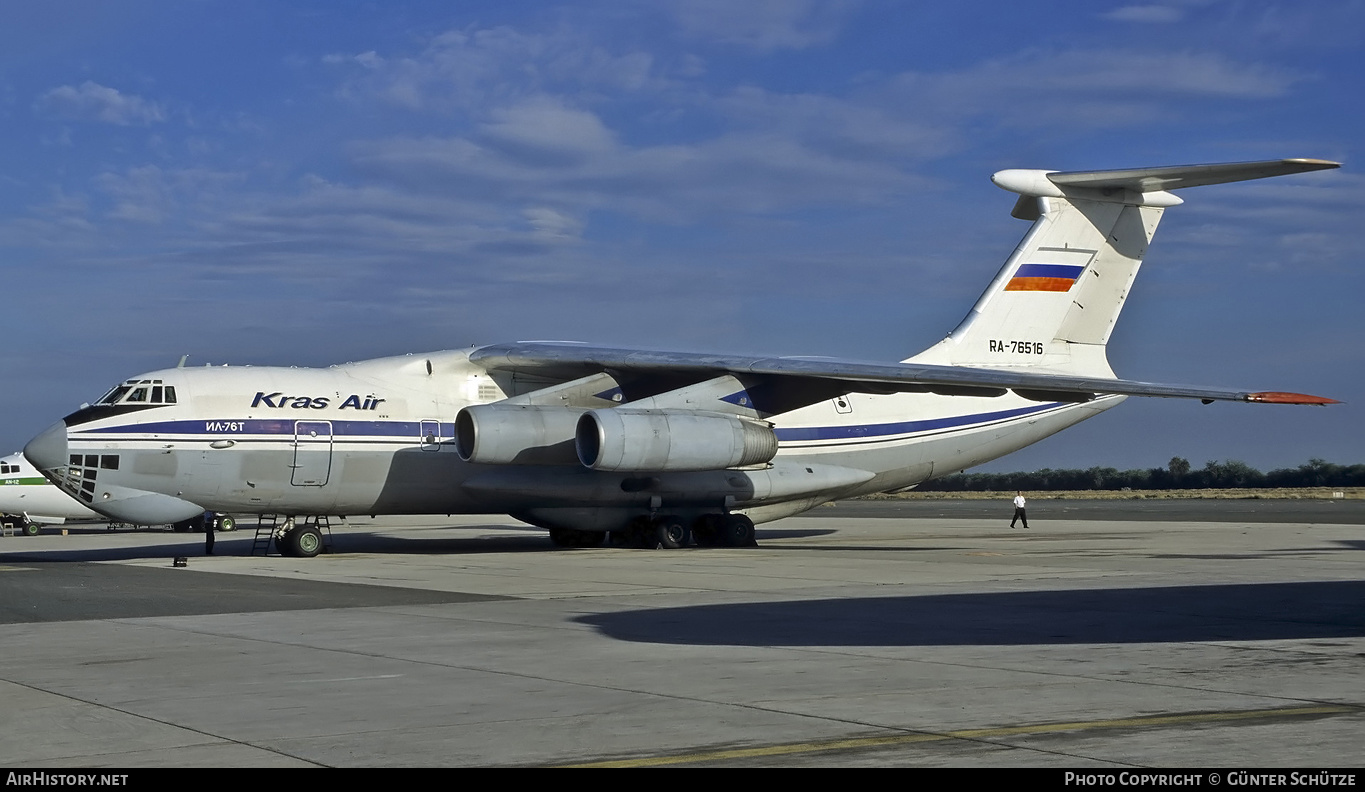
[1245,391,1341,405]
[1283,158,1341,169]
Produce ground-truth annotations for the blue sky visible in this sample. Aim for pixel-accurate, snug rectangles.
[3,0,1361,473]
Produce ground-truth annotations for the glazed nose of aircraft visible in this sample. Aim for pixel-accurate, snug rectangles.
[24,421,69,474]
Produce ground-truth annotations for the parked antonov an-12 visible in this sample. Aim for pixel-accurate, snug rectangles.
[25,159,1340,556]
[0,451,103,535]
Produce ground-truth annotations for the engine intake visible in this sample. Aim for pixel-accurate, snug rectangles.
[576,409,778,472]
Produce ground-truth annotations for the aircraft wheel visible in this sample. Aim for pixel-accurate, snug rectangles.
[21,520,40,537]
[548,527,574,548]
[577,530,605,548]
[653,515,689,550]
[218,515,236,532]
[719,514,756,547]
[290,526,323,558]
[275,529,296,557]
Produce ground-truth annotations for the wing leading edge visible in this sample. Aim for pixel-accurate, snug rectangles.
[470,342,1338,407]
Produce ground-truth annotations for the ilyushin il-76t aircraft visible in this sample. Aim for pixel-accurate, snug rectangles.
[25,158,1341,557]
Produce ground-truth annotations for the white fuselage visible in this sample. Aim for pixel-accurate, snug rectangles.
[26,348,1120,529]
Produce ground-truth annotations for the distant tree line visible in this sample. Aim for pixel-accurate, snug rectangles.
[920,458,1365,492]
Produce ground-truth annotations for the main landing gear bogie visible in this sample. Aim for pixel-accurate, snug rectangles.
[274,519,325,558]
[580,513,756,550]
[714,513,757,547]
[654,515,689,549]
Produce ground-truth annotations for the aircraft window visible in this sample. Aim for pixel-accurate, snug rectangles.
[151,386,163,403]
[164,386,177,403]
[127,387,148,402]
[98,386,132,405]
[100,455,119,470]
[1,464,11,474]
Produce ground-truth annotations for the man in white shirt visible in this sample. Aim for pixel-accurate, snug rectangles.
[1010,491,1029,529]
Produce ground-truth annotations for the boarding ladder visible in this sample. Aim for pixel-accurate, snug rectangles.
[250,514,282,556]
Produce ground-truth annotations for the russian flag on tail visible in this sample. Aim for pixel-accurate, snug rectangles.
[1005,263,1085,292]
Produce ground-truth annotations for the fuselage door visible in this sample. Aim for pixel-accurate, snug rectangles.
[292,421,333,487]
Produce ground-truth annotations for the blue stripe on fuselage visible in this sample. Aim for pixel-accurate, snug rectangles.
[72,403,1065,444]
[773,402,1060,442]
[75,419,456,437]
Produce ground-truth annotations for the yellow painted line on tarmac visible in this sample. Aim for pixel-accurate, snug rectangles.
[0,565,36,572]
[561,704,1358,768]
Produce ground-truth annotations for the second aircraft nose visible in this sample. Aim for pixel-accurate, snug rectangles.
[24,421,69,475]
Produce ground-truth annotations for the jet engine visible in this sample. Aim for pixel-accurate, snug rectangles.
[454,404,583,466]
[576,409,778,472]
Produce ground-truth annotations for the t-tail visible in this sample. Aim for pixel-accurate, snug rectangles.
[911,159,1340,377]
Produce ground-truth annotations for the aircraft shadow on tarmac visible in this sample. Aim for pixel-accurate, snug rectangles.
[0,527,847,562]
[0,525,557,562]
[576,580,1365,647]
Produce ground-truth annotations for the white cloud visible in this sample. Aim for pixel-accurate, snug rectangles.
[895,49,1300,105]
[35,81,165,125]
[93,166,242,225]
[877,48,1305,135]
[349,123,918,227]
[523,207,584,239]
[714,86,956,160]
[479,98,617,166]
[1102,5,1185,23]
[669,0,856,51]
[328,27,660,113]
[0,187,96,248]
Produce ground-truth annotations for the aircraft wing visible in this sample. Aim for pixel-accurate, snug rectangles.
[469,342,1337,408]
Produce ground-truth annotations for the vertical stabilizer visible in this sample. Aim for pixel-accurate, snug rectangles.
[910,159,1338,377]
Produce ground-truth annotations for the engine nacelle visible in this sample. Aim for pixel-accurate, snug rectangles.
[576,409,778,472]
[455,404,583,466]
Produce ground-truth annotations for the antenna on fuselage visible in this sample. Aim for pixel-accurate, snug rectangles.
[177,355,189,368]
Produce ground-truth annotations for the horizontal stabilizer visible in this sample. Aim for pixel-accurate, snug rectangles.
[1048,158,1340,193]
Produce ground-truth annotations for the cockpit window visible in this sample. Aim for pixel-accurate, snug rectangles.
[93,380,177,406]
[98,386,132,405]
